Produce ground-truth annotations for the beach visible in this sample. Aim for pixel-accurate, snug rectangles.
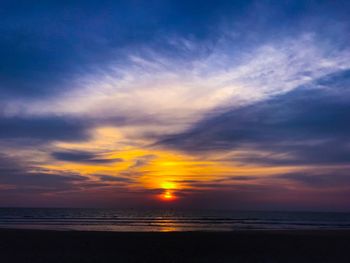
[0,229,349,262]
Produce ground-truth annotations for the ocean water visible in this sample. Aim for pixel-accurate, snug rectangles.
[0,208,349,232]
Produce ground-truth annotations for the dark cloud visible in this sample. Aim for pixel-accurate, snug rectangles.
[128,154,157,169]
[176,187,350,211]
[172,177,259,187]
[52,150,123,164]
[97,175,132,182]
[276,170,350,188]
[161,69,350,166]
[0,113,160,146]
[0,154,87,192]
[228,176,259,181]
[0,116,89,142]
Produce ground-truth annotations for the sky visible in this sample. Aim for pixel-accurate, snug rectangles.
[1,0,350,211]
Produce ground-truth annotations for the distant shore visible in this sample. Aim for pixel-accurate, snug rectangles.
[0,229,350,262]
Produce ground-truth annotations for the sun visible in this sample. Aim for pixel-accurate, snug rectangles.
[161,190,175,201]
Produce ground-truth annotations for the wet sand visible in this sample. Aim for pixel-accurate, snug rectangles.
[0,229,350,262]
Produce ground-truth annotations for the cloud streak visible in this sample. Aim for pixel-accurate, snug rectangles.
[52,150,123,164]
[161,69,350,165]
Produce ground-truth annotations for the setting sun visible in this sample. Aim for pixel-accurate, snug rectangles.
[161,191,175,201]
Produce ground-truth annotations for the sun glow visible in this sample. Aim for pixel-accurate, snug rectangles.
[161,190,175,201]
[39,125,299,204]
[161,181,176,190]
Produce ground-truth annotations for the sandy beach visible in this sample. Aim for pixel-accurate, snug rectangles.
[0,229,349,262]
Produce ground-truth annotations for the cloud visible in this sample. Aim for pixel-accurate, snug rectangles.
[0,1,348,163]
[160,69,350,166]
[128,154,157,169]
[0,33,340,161]
[0,154,87,193]
[51,150,123,164]
[276,170,350,189]
[97,174,132,182]
[0,0,248,101]
[0,116,90,142]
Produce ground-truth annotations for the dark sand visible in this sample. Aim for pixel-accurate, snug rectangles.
[0,229,350,262]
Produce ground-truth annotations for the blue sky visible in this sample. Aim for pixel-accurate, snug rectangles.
[0,0,350,210]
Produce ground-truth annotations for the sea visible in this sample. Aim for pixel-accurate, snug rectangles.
[0,208,349,232]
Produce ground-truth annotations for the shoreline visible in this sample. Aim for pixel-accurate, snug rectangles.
[0,229,350,262]
[0,226,350,235]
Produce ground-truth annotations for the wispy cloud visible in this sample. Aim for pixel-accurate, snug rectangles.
[4,33,347,143]
[51,150,123,164]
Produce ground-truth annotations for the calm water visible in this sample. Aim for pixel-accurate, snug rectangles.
[0,208,349,232]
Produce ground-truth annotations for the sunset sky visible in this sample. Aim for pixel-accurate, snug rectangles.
[1,0,350,211]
